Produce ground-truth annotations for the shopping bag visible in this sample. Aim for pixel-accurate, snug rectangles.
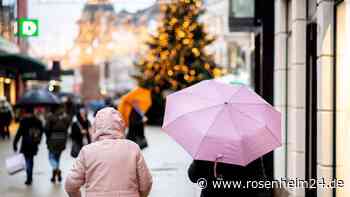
[5,154,26,175]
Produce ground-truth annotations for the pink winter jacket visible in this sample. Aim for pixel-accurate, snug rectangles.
[65,107,153,197]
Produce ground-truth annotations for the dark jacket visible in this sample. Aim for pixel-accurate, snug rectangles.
[188,159,269,197]
[127,107,144,138]
[0,111,12,127]
[70,117,91,146]
[45,112,71,154]
[126,107,148,149]
[13,115,44,157]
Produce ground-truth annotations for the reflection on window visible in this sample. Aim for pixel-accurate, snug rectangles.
[231,0,255,18]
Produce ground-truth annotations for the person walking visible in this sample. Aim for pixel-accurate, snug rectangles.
[13,107,44,185]
[70,108,91,158]
[45,106,71,183]
[126,101,148,149]
[65,107,153,197]
[187,159,269,197]
[0,96,13,139]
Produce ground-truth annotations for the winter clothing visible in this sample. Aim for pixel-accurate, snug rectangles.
[13,115,44,157]
[70,114,91,158]
[24,155,34,185]
[49,152,61,170]
[127,107,148,149]
[45,111,71,183]
[188,159,269,197]
[13,114,44,183]
[0,97,13,139]
[65,107,153,197]
[45,112,71,154]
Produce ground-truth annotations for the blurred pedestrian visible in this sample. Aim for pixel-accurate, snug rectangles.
[65,96,77,121]
[104,97,114,108]
[0,96,14,139]
[45,106,71,183]
[188,159,268,197]
[126,101,148,149]
[65,107,152,197]
[13,107,44,185]
[70,108,91,158]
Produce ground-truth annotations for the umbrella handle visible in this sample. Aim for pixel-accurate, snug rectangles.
[213,154,223,178]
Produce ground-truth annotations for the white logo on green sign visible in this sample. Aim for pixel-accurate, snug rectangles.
[16,18,39,37]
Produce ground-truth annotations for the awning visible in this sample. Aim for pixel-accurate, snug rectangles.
[0,54,47,74]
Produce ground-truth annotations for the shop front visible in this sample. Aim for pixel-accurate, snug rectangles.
[0,54,47,104]
[0,75,17,104]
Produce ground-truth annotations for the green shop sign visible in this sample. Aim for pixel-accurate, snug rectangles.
[15,18,39,37]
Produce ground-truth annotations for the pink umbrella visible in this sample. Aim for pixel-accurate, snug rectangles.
[162,80,281,166]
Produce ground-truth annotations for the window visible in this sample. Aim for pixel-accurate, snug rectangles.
[228,0,256,32]
[230,0,255,18]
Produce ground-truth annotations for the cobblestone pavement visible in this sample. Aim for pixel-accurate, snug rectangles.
[0,126,200,197]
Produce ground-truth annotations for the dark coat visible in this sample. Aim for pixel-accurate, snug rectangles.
[0,111,12,127]
[70,118,91,146]
[13,115,44,157]
[188,159,269,197]
[45,113,71,154]
[126,107,147,149]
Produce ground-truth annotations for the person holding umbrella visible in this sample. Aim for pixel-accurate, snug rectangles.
[118,87,151,149]
[162,80,281,196]
[12,88,61,185]
[13,107,44,185]
[188,159,268,196]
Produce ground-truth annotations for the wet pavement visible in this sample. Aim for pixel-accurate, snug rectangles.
[0,126,200,197]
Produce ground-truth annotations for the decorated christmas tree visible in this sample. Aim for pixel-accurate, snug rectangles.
[134,0,222,94]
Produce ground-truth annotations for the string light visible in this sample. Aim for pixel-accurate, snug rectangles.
[176,29,186,39]
[168,70,174,76]
[191,48,200,56]
[213,68,222,77]
[190,70,196,75]
[183,39,190,45]
[170,18,178,25]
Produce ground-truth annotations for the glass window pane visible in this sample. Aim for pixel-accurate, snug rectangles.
[231,0,255,18]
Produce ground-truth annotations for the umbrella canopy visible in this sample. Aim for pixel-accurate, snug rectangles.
[118,87,151,126]
[162,80,281,166]
[0,54,46,74]
[16,88,61,107]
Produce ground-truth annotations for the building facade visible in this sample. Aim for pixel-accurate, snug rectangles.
[203,0,255,85]
[0,0,23,104]
[274,0,350,196]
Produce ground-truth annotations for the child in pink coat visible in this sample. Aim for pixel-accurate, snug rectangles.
[65,107,152,197]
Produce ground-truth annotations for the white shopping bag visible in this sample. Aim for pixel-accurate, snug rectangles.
[5,154,26,175]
